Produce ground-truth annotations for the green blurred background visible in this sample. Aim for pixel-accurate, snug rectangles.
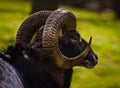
[0,0,120,88]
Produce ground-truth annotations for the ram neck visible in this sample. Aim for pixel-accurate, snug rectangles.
[48,64,65,88]
[37,59,65,88]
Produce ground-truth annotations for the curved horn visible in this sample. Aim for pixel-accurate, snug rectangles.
[42,8,91,69]
[16,11,52,48]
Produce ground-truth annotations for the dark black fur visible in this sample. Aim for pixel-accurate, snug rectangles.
[63,69,73,88]
[0,30,98,88]
[0,45,73,88]
[0,45,57,88]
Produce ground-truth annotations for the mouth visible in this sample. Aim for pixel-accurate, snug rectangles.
[80,59,97,69]
[85,65,96,69]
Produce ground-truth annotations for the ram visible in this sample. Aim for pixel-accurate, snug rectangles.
[0,8,98,88]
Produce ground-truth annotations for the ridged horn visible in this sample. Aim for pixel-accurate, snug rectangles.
[16,11,52,48]
[42,8,91,69]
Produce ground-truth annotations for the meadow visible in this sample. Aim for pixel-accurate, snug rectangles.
[0,1,120,88]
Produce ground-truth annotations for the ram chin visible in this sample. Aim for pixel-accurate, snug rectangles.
[79,60,97,69]
[85,65,96,69]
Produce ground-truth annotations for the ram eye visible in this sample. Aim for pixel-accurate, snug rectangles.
[70,38,79,43]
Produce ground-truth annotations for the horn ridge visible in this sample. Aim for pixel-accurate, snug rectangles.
[16,11,52,48]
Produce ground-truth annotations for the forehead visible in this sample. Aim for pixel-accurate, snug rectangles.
[64,30,80,37]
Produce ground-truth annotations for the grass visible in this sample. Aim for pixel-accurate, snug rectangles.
[0,1,120,88]
[0,0,31,48]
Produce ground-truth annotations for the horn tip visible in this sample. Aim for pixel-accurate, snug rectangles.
[89,36,92,45]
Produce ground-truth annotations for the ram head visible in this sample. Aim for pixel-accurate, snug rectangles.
[16,8,98,69]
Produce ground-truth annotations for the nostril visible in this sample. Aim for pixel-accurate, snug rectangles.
[91,59,98,65]
[92,54,98,65]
